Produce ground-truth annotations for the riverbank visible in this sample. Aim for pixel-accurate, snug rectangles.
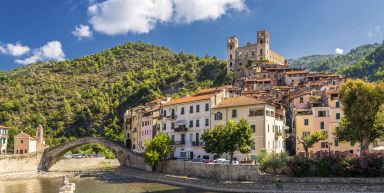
[115,167,384,193]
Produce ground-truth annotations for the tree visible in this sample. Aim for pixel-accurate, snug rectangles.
[202,119,253,163]
[297,131,326,157]
[335,79,384,154]
[144,133,171,171]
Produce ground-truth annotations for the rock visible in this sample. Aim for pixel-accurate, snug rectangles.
[57,176,75,193]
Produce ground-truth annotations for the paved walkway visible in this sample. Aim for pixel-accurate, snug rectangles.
[114,167,384,193]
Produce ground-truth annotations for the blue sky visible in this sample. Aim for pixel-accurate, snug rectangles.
[1,0,384,70]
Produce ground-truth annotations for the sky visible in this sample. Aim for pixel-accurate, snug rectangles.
[1,0,384,70]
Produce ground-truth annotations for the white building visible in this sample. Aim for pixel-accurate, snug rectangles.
[160,89,228,160]
[0,125,8,154]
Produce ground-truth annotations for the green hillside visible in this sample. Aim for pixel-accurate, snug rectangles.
[342,45,384,81]
[0,42,231,149]
[288,43,382,72]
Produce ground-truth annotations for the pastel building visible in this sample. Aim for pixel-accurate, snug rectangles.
[211,96,286,161]
[160,88,228,160]
[293,89,359,156]
[0,125,8,154]
[14,125,46,154]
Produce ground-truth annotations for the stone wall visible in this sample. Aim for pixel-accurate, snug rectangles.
[50,157,119,172]
[161,160,260,181]
[0,152,43,174]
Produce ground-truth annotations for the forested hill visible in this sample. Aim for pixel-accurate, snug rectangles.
[0,42,231,147]
[342,45,384,81]
[288,43,382,72]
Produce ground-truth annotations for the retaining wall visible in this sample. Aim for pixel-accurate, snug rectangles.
[161,160,260,181]
[0,152,43,174]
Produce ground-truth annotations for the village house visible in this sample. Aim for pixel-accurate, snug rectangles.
[0,125,8,154]
[13,125,46,154]
[159,87,228,160]
[211,96,286,161]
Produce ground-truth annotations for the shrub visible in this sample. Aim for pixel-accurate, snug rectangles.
[357,153,384,177]
[313,151,345,177]
[287,156,311,177]
[257,150,288,174]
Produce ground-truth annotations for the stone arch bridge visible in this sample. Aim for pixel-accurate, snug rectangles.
[39,137,145,171]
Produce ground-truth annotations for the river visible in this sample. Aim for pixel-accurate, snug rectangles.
[0,177,219,193]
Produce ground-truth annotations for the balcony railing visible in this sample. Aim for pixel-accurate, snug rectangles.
[166,114,177,119]
[191,141,204,146]
[174,126,188,132]
[171,141,185,145]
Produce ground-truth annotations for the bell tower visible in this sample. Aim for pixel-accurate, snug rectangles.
[227,36,238,74]
[256,30,270,61]
[36,125,44,144]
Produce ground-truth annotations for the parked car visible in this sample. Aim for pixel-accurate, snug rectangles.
[201,159,213,163]
[191,158,204,162]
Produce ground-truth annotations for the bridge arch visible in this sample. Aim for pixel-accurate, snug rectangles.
[39,137,145,171]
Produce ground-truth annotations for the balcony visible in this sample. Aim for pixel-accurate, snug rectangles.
[166,114,177,120]
[191,141,204,146]
[174,126,188,132]
[275,131,283,140]
[171,141,185,145]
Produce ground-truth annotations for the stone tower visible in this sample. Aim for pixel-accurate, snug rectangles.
[227,36,238,74]
[256,30,270,61]
[36,125,44,144]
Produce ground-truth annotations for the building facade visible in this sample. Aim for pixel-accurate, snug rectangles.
[227,30,287,76]
[14,125,46,154]
[0,125,8,154]
[211,96,286,161]
[160,89,228,160]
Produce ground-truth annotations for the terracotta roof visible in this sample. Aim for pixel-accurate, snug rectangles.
[245,78,273,82]
[285,71,309,75]
[288,91,311,100]
[212,96,265,109]
[196,86,228,96]
[272,86,290,90]
[0,125,8,129]
[14,131,32,138]
[163,94,214,107]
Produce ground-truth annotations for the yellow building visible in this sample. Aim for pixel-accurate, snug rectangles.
[294,90,359,156]
[211,96,286,161]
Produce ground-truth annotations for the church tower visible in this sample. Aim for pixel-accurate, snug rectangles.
[227,36,238,74]
[36,125,44,144]
[256,30,270,61]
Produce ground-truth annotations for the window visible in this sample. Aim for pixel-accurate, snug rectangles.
[321,142,328,149]
[332,80,336,85]
[171,122,175,129]
[232,109,237,118]
[214,112,223,120]
[205,118,209,126]
[230,45,233,50]
[304,119,309,126]
[171,109,175,116]
[21,140,23,144]
[251,142,256,150]
[251,125,256,133]
[171,135,175,142]
[196,119,200,127]
[335,139,339,147]
[320,121,325,129]
[318,111,326,117]
[302,131,310,138]
[249,108,264,117]
[260,49,263,55]
[230,54,232,59]
[196,105,200,113]
[336,101,340,108]
[230,62,233,67]
[267,124,270,132]
[205,103,209,111]
[181,107,185,115]
[336,113,340,120]
[299,97,304,103]
[189,106,193,113]
[163,123,166,130]
[180,152,187,158]
[163,110,167,117]
[189,120,193,128]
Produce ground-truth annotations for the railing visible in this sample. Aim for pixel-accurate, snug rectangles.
[174,127,188,132]
[166,114,177,119]
[171,141,185,145]
[191,141,204,146]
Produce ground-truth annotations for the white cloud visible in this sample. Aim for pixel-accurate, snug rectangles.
[0,42,30,56]
[335,48,344,55]
[15,41,65,65]
[173,0,245,23]
[72,25,93,39]
[86,0,246,35]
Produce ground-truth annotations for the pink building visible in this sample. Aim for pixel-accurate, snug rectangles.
[14,125,46,154]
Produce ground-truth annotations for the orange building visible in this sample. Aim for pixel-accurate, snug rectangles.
[14,125,46,154]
